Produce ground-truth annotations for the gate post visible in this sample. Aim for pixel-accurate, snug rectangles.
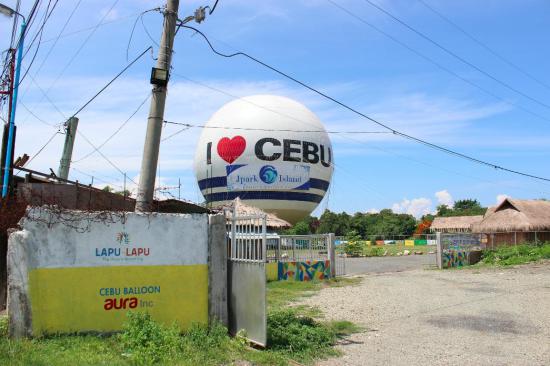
[328,233,336,278]
[208,214,228,327]
[436,232,442,269]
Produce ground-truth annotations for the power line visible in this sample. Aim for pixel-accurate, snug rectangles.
[16,0,83,103]
[362,0,550,111]
[170,74,550,198]
[326,0,550,125]
[18,0,59,87]
[21,0,121,119]
[163,120,391,135]
[72,94,151,162]
[76,130,137,185]
[177,25,550,183]
[19,129,60,169]
[417,0,550,92]
[68,46,152,119]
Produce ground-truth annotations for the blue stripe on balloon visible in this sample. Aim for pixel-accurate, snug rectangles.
[203,191,325,203]
[198,176,330,191]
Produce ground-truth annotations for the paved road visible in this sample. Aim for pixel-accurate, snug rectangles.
[343,254,437,275]
[301,262,550,366]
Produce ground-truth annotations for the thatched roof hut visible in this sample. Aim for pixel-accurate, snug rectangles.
[220,197,291,230]
[430,215,483,233]
[472,198,550,233]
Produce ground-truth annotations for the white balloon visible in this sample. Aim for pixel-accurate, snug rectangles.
[194,95,333,224]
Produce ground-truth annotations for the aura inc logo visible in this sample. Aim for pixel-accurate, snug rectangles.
[259,165,278,184]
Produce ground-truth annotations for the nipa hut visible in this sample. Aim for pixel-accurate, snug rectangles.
[472,198,550,246]
[430,215,483,233]
[220,197,291,232]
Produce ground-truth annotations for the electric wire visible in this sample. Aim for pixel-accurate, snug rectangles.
[163,120,391,135]
[18,0,59,87]
[16,0,83,104]
[19,101,57,127]
[72,94,151,162]
[326,0,550,125]
[22,0,120,119]
[68,46,152,119]
[175,26,550,183]
[417,0,550,92]
[363,0,550,111]
[19,129,60,169]
[126,8,161,61]
[76,130,137,185]
[70,166,124,190]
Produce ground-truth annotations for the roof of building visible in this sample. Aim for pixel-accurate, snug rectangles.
[430,215,484,232]
[472,198,550,232]
[219,197,291,229]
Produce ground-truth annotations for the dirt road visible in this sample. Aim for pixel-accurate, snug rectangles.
[300,262,550,366]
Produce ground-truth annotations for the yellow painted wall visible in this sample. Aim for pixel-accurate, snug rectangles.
[405,240,415,247]
[29,265,208,335]
[266,262,278,281]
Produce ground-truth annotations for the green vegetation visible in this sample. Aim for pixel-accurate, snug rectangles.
[0,279,360,366]
[343,240,431,257]
[283,209,417,238]
[481,242,550,266]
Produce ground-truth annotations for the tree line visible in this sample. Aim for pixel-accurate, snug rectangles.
[284,199,487,238]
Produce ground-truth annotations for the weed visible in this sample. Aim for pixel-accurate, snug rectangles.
[119,312,180,365]
[267,308,338,361]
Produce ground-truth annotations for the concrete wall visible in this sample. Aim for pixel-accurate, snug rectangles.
[8,207,224,338]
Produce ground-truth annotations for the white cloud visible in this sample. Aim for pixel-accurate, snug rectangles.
[435,189,453,207]
[366,208,379,214]
[392,197,432,218]
[496,194,509,204]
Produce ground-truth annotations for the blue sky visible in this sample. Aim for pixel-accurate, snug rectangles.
[1,0,550,217]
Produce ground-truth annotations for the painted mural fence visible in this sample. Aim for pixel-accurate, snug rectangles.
[7,207,213,338]
[278,260,331,281]
[437,233,484,269]
[267,234,339,280]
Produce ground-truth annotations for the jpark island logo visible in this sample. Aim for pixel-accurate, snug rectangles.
[259,165,277,184]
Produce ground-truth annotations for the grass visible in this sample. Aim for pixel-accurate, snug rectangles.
[0,278,361,366]
[480,242,550,266]
[342,242,432,257]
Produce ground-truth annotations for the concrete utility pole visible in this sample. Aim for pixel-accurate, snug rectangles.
[57,117,79,180]
[135,0,179,212]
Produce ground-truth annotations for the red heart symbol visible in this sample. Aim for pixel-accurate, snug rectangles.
[217,136,246,164]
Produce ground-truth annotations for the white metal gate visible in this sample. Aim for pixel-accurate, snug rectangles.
[226,210,267,346]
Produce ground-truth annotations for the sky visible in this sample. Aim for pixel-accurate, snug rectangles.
[1,0,550,218]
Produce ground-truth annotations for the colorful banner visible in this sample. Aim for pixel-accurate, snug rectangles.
[278,260,331,281]
[226,163,310,191]
[29,265,208,334]
[405,240,415,247]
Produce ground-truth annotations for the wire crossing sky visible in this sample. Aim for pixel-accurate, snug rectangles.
[1,0,549,217]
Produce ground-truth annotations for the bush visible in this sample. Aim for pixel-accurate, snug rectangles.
[481,242,550,266]
[268,309,335,354]
[120,312,180,365]
[344,230,363,257]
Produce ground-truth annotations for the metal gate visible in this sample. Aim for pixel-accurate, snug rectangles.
[266,233,344,278]
[226,211,267,346]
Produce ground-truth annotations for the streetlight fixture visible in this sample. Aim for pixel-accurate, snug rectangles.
[0,3,25,21]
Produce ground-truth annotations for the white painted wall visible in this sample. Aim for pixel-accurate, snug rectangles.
[16,208,208,268]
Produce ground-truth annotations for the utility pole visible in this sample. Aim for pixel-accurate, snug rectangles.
[1,15,26,198]
[57,117,79,180]
[135,0,179,212]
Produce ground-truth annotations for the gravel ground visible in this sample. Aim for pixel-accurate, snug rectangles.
[299,262,550,366]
